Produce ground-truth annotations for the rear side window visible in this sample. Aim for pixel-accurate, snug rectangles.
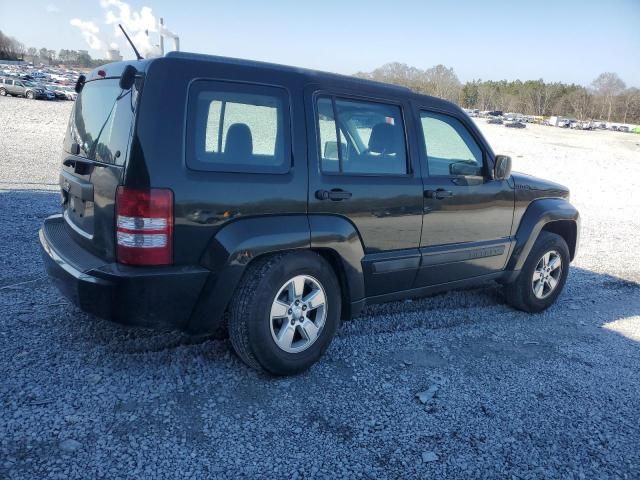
[187,81,290,174]
[316,96,407,175]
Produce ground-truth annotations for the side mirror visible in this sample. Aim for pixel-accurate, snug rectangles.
[74,74,86,93]
[494,155,512,180]
[119,65,137,90]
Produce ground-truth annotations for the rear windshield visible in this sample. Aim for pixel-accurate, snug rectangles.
[64,78,135,165]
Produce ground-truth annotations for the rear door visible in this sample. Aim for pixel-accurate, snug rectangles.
[60,76,136,260]
[414,108,514,287]
[5,79,17,95]
[305,87,424,297]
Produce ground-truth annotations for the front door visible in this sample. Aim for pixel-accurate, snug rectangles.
[414,109,514,287]
[306,89,424,297]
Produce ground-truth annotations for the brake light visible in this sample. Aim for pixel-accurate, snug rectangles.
[116,187,173,266]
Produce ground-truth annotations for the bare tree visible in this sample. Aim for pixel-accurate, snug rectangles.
[565,87,593,120]
[422,64,461,101]
[0,30,25,60]
[477,83,495,110]
[618,87,640,123]
[591,72,626,122]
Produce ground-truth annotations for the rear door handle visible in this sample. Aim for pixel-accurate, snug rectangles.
[424,189,453,200]
[316,189,352,201]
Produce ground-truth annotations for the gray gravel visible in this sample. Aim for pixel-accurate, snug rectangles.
[1,95,640,479]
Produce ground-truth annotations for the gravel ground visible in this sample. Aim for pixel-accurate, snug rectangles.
[1,95,639,479]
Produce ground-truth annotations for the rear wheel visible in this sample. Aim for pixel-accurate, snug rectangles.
[26,91,35,99]
[228,251,341,375]
[504,231,570,312]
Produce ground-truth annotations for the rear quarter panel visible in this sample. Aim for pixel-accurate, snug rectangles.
[131,57,309,265]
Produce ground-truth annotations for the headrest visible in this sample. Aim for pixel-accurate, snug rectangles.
[225,123,253,160]
[368,122,397,154]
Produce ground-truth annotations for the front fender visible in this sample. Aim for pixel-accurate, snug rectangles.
[507,198,580,272]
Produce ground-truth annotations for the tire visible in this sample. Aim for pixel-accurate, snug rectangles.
[504,231,570,313]
[228,251,341,375]
[26,91,34,100]
[0,88,6,96]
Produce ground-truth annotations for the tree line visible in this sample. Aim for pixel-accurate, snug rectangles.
[355,63,640,124]
[0,30,25,60]
[0,30,104,68]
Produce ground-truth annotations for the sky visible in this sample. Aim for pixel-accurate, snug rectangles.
[1,0,639,87]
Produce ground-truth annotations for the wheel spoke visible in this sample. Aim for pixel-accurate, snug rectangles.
[542,252,550,267]
[288,276,306,299]
[548,255,561,271]
[270,300,289,319]
[277,324,295,349]
[534,281,545,298]
[532,270,542,282]
[300,319,319,342]
[547,276,558,290]
[303,289,325,309]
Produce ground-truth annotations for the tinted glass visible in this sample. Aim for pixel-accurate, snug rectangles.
[420,111,483,176]
[317,96,407,175]
[188,81,289,174]
[66,78,134,165]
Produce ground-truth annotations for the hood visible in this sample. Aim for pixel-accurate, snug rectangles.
[511,172,570,199]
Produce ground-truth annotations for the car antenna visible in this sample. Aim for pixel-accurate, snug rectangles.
[119,23,143,60]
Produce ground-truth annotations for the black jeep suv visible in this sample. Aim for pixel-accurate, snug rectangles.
[40,53,580,375]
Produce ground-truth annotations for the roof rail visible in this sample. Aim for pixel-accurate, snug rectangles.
[164,51,413,93]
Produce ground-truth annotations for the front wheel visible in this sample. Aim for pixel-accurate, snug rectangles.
[0,87,6,96]
[228,251,341,375]
[504,231,570,312]
[26,91,35,99]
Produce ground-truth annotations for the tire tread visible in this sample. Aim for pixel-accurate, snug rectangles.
[227,253,285,371]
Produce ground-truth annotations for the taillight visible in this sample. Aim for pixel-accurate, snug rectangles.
[116,187,173,266]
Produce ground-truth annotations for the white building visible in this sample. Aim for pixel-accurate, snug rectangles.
[106,49,123,62]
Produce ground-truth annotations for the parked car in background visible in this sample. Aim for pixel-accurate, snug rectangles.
[61,86,77,101]
[618,126,630,133]
[0,77,53,99]
[487,117,503,124]
[505,120,526,128]
[43,85,67,100]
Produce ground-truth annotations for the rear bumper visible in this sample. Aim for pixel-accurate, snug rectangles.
[39,215,210,329]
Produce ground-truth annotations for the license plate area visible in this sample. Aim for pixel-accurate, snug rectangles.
[60,168,95,238]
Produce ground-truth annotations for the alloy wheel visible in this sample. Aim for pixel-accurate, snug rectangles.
[269,275,327,353]
[532,250,562,299]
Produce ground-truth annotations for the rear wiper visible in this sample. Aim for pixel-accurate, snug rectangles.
[63,155,92,167]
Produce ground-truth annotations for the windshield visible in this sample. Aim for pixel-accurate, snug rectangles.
[65,78,135,165]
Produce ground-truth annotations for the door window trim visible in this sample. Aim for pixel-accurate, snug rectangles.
[312,90,414,178]
[417,107,491,179]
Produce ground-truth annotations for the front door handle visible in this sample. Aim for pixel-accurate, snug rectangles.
[424,189,453,200]
[316,189,352,201]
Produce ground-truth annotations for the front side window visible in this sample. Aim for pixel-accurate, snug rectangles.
[187,81,289,173]
[317,96,407,175]
[420,111,484,177]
